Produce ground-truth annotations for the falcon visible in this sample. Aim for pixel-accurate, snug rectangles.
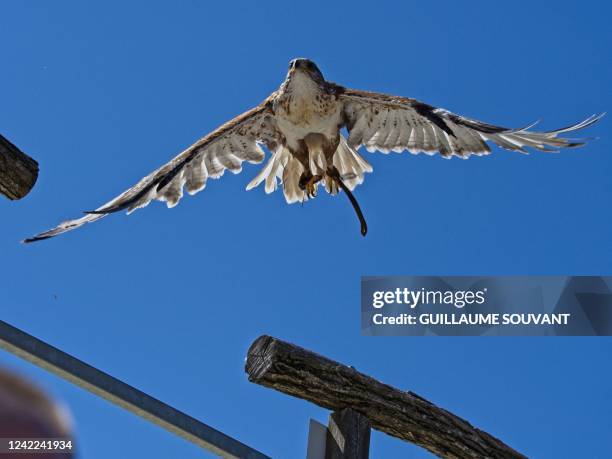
[24,58,603,242]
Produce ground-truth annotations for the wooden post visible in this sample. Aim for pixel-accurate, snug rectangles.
[246,335,526,459]
[0,134,39,200]
[326,408,370,459]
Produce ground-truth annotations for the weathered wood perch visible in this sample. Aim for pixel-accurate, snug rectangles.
[246,335,526,459]
[326,408,371,459]
[0,134,39,200]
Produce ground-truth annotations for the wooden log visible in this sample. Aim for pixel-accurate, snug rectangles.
[246,335,526,459]
[326,408,370,459]
[0,134,39,200]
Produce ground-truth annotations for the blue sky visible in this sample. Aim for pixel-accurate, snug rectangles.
[1,1,611,457]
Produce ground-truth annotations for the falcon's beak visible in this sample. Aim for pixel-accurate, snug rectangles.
[286,60,298,79]
[289,59,307,74]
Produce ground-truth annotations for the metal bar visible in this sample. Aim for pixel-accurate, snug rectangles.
[0,320,270,459]
[306,419,327,459]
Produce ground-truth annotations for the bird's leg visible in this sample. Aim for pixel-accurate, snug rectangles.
[299,172,322,198]
[327,167,368,237]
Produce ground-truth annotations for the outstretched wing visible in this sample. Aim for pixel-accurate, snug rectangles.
[340,88,603,158]
[24,103,280,243]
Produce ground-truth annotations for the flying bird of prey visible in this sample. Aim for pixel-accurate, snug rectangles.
[24,58,603,242]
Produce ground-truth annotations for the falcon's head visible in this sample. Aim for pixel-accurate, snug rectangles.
[286,58,325,84]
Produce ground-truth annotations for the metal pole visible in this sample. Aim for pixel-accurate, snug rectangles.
[0,320,270,459]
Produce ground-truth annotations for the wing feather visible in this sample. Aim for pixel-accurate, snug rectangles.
[340,88,603,159]
[24,103,279,243]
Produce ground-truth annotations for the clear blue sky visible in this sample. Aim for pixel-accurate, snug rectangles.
[1,1,611,458]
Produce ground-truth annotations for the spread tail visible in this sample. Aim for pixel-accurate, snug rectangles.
[245,135,373,203]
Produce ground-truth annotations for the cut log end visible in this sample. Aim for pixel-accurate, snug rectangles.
[246,334,284,382]
[0,134,39,200]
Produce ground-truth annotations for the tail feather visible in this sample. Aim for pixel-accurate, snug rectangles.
[333,136,373,191]
[246,135,373,203]
[282,157,305,204]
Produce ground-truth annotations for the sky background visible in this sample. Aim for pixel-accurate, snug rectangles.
[1,1,611,458]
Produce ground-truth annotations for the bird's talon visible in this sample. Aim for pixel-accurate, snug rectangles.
[302,175,320,198]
